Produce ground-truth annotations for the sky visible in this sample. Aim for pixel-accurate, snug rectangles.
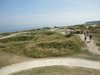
[0,0,100,32]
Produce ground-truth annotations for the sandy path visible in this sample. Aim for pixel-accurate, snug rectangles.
[79,34,100,55]
[59,31,100,55]
[1,31,100,75]
[0,58,100,75]
[0,32,30,40]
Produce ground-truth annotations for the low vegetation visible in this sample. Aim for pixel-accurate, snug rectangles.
[12,66,100,75]
[0,30,85,58]
[0,27,100,68]
[88,25,100,48]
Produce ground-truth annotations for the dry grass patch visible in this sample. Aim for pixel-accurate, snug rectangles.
[12,66,100,75]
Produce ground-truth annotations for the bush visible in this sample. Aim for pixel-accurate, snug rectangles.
[43,31,54,35]
[65,32,73,38]
[25,45,71,58]
[0,29,85,58]
[24,38,82,58]
[0,43,6,48]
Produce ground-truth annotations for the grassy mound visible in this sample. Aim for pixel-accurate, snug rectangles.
[0,35,34,43]
[25,36,83,58]
[12,66,100,75]
[89,25,100,46]
[0,30,85,58]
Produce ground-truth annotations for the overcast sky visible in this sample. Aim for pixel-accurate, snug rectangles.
[0,0,100,28]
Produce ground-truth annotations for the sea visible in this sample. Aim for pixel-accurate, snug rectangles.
[0,25,54,33]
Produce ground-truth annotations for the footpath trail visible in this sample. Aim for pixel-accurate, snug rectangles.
[79,34,100,55]
[58,30,100,55]
[0,31,100,75]
[0,32,30,40]
[0,58,100,75]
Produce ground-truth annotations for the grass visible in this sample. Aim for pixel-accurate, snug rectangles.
[88,25,100,49]
[72,50,100,61]
[0,28,100,68]
[0,30,85,58]
[0,31,19,37]
[0,35,34,43]
[0,51,32,68]
[11,66,100,75]
[25,34,84,57]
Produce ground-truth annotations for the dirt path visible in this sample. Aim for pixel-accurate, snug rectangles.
[1,31,100,75]
[0,58,100,75]
[58,31,100,55]
[0,32,30,40]
[79,34,100,55]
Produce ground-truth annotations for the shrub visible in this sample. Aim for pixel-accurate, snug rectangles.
[0,29,85,58]
[43,31,54,35]
[24,38,82,58]
[0,43,6,48]
[65,32,73,38]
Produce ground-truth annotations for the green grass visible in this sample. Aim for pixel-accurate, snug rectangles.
[25,35,84,58]
[0,35,34,43]
[0,51,32,68]
[0,30,85,58]
[1,28,100,68]
[0,29,100,59]
[72,49,100,61]
[0,31,19,37]
[88,25,100,47]
[11,66,100,75]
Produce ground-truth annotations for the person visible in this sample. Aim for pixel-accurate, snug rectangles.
[89,34,92,42]
[86,30,89,35]
[84,35,87,42]
[84,29,89,35]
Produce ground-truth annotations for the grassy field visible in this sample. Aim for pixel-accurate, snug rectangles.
[11,66,100,75]
[0,29,85,58]
[0,51,33,68]
[0,32,15,38]
[88,25,100,48]
[0,28,100,68]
